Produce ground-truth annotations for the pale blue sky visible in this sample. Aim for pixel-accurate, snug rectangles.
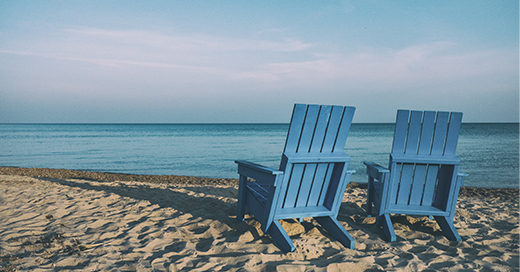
[1,1,518,123]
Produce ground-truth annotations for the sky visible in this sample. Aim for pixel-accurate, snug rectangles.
[0,1,518,123]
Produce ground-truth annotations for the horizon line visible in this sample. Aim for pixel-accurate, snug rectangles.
[1,122,518,125]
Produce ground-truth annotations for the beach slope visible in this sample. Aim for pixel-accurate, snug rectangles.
[0,168,518,271]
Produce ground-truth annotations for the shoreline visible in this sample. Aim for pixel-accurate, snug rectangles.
[0,166,517,199]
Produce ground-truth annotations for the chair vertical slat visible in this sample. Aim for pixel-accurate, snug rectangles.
[392,110,410,154]
[306,163,329,206]
[396,164,414,205]
[284,104,308,153]
[421,165,439,206]
[310,106,332,152]
[387,163,402,205]
[409,164,427,205]
[321,106,345,152]
[431,112,449,155]
[296,163,317,207]
[418,111,436,155]
[317,164,334,206]
[283,164,305,208]
[298,105,320,152]
[333,106,355,152]
[444,112,463,156]
[405,111,423,154]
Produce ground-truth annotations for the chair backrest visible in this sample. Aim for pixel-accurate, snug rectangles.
[391,110,462,157]
[277,104,355,211]
[387,110,463,209]
[283,104,355,156]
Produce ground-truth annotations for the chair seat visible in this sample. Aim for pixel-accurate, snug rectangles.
[386,204,447,216]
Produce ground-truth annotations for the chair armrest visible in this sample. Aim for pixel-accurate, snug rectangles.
[235,160,283,186]
[457,172,469,177]
[363,161,389,182]
[456,172,468,187]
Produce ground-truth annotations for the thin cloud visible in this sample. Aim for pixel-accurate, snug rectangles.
[2,29,515,89]
[231,41,518,91]
[1,27,314,74]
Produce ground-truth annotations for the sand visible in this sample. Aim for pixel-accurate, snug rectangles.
[0,167,518,271]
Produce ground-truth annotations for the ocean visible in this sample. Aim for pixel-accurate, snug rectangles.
[0,123,518,189]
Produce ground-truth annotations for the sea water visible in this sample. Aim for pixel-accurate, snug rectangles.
[0,123,518,188]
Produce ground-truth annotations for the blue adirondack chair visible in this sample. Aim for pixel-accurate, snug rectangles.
[235,104,356,252]
[364,110,468,242]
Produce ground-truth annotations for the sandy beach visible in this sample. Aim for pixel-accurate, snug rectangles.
[0,167,518,271]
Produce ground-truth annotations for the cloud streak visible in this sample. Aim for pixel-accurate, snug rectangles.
[231,41,517,91]
[7,27,515,86]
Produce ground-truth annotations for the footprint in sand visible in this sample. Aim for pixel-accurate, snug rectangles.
[195,237,215,252]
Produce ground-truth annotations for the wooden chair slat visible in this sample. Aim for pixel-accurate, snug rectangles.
[404,111,423,154]
[295,163,317,207]
[310,106,333,152]
[391,110,410,154]
[418,111,436,155]
[444,112,463,156]
[322,106,346,152]
[306,163,329,206]
[409,164,428,205]
[298,105,320,152]
[431,112,449,155]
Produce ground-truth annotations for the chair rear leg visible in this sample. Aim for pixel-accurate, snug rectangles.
[366,177,374,217]
[435,216,462,241]
[316,216,355,250]
[267,220,296,253]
